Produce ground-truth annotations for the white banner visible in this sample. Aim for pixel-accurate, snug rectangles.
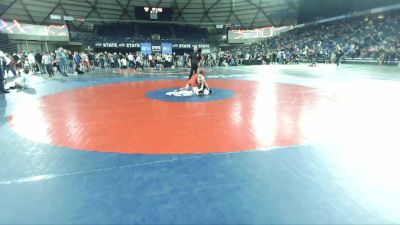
[0,19,68,37]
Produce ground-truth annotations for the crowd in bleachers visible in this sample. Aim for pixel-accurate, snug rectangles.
[223,11,400,65]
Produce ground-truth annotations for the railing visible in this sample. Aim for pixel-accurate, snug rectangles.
[342,57,399,65]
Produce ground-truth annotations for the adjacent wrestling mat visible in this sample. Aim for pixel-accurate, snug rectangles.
[1,65,400,224]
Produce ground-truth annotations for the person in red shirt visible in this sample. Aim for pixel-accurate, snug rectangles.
[180,71,211,95]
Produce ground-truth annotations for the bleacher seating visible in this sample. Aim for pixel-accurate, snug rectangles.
[175,26,209,41]
[94,23,210,42]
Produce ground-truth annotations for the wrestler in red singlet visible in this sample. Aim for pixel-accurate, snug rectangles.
[187,73,200,87]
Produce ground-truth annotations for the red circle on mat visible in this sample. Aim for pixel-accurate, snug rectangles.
[9,80,317,154]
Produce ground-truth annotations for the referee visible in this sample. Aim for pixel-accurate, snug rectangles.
[335,45,344,67]
[188,46,203,80]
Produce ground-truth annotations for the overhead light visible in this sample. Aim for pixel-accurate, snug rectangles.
[76,17,85,22]
[377,15,384,19]
[63,16,74,21]
[50,15,61,20]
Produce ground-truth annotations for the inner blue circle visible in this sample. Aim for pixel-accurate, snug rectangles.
[146,87,235,102]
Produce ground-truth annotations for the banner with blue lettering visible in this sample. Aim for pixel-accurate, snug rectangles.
[140,43,152,55]
[161,43,172,54]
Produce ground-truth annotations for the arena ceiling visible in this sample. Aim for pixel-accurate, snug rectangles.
[0,0,299,31]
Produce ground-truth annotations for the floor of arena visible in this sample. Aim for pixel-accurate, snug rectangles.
[1,64,400,224]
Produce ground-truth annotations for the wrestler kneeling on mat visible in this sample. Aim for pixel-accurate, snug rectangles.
[180,71,212,96]
[166,71,212,96]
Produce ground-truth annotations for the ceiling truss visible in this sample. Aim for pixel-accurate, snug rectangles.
[0,0,299,31]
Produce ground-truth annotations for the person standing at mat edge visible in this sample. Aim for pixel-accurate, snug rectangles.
[188,46,203,79]
[335,44,344,67]
[0,51,9,94]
